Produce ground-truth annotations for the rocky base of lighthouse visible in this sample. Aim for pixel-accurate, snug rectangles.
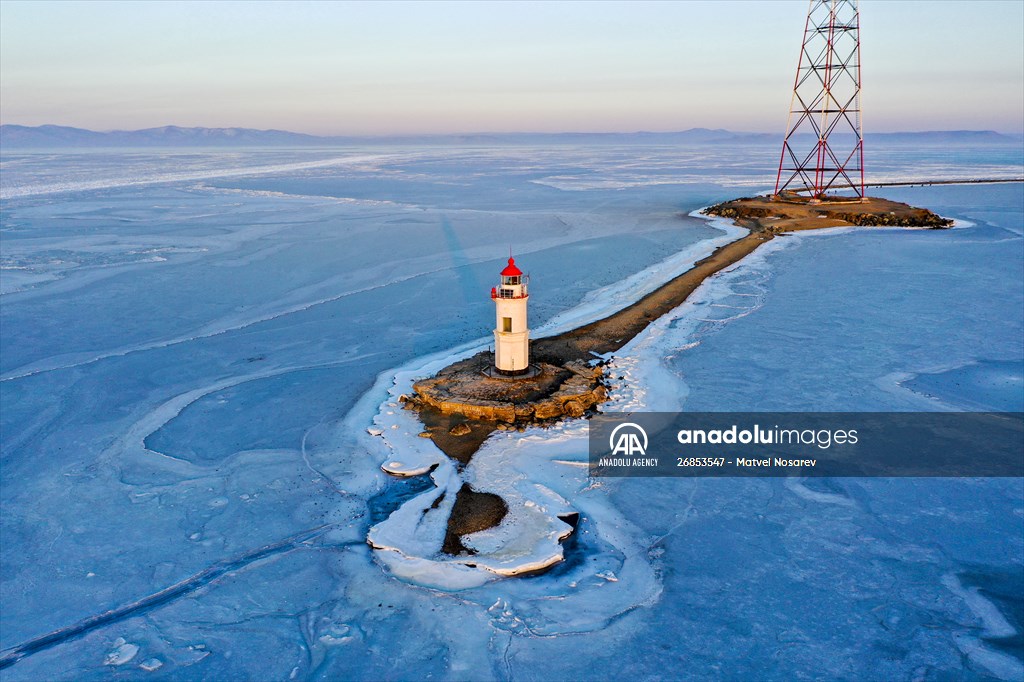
[402,352,608,425]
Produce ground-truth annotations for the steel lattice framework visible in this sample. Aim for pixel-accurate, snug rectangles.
[774,0,865,199]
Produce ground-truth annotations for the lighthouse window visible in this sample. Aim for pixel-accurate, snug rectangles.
[502,275,520,285]
[502,317,512,332]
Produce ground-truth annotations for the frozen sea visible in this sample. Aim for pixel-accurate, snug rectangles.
[1,142,1022,680]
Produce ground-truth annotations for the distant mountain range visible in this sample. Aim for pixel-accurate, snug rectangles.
[1,124,1020,149]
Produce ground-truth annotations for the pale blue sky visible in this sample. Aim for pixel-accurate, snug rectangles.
[1,0,1021,134]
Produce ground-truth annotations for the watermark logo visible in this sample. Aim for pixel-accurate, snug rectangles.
[590,412,1024,478]
[609,422,648,456]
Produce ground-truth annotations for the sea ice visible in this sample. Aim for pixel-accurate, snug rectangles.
[2,146,1020,680]
[103,638,139,666]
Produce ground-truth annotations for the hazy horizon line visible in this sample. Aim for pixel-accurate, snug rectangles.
[4,122,1022,138]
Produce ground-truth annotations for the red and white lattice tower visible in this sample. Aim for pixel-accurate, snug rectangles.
[774,0,865,199]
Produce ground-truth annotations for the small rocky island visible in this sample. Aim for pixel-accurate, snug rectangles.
[405,355,606,423]
[399,255,612,464]
[704,192,953,231]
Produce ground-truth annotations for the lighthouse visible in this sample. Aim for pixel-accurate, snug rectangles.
[491,256,530,374]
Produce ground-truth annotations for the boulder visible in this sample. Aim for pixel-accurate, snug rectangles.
[449,422,472,437]
[562,400,585,417]
[514,404,536,420]
[534,399,564,420]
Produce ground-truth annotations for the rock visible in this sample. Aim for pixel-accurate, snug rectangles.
[417,431,433,439]
[449,423,472,436]
[562,400,585,417]
[534,399,563,420]
[514,404,535,419]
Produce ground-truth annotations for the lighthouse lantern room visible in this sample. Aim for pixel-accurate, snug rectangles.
[491,256,530,374]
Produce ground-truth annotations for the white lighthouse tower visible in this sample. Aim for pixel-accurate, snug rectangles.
[491,256,530,374]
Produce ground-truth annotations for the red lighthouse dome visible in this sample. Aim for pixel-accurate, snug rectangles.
[500,257,522,277]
